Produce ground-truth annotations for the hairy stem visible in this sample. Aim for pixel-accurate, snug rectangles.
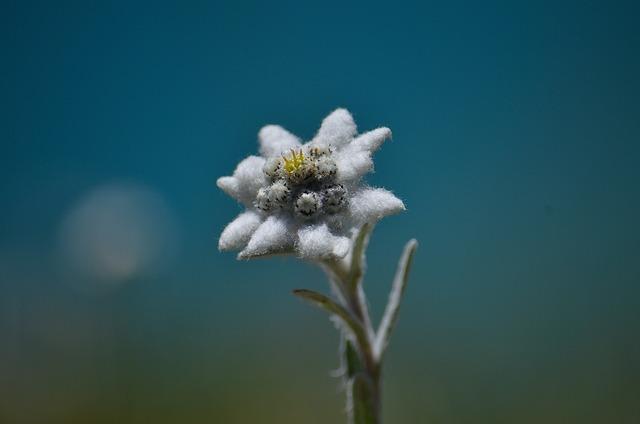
[329,268,381,424]
[301,231,417,424]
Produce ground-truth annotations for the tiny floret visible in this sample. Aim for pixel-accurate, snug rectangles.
[263,157,283,179]
[217,108,405,260]
[321,184,346,214]
[295,191,322,218]
[316,156,338,180]
[283,149,306,175]
[268,181,290,205]
[255,187,272,211]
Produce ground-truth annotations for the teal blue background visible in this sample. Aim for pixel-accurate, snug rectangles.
[2,1,639,422]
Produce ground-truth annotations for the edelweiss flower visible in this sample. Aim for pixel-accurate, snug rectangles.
[217,109,405,260]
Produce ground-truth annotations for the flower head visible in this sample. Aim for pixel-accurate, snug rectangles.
[217,109,405,260]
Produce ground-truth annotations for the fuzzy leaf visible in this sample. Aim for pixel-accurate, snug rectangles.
[348,223,373,290]
[374,239,418,358]
[292,289,369,352]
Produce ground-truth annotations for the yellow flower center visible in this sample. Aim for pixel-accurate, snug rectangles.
[282,149,306,175]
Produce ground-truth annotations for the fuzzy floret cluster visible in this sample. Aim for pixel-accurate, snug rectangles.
[256,147,346,221]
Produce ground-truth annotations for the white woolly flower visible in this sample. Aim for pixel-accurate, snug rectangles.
[218,108,405,260]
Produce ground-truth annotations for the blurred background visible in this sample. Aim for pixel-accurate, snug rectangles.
[2,1,639,422]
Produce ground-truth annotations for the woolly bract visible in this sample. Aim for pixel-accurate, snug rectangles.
[218,109,404,260]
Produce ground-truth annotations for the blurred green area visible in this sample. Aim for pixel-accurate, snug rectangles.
[1,251,638,423]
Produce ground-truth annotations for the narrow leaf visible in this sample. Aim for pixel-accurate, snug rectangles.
[293,289,369,352]
[348,223,373,290]
[374,239,418,358]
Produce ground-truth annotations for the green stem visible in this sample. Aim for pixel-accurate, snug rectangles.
[323,251,381,423]
[299,229,417,424]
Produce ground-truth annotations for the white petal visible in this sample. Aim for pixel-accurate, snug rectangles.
[233,156,266,187]
[258,125,301,157]
[334,146,373,183]
[238,215,294,259]
[349,187,405,224]
[217,156,267,206]
[218,211,263,251]
[352,127,391,152]
[296,223,350,259]
[216,176,240,199]
[333,127,392,183]
[312,108,357,148]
